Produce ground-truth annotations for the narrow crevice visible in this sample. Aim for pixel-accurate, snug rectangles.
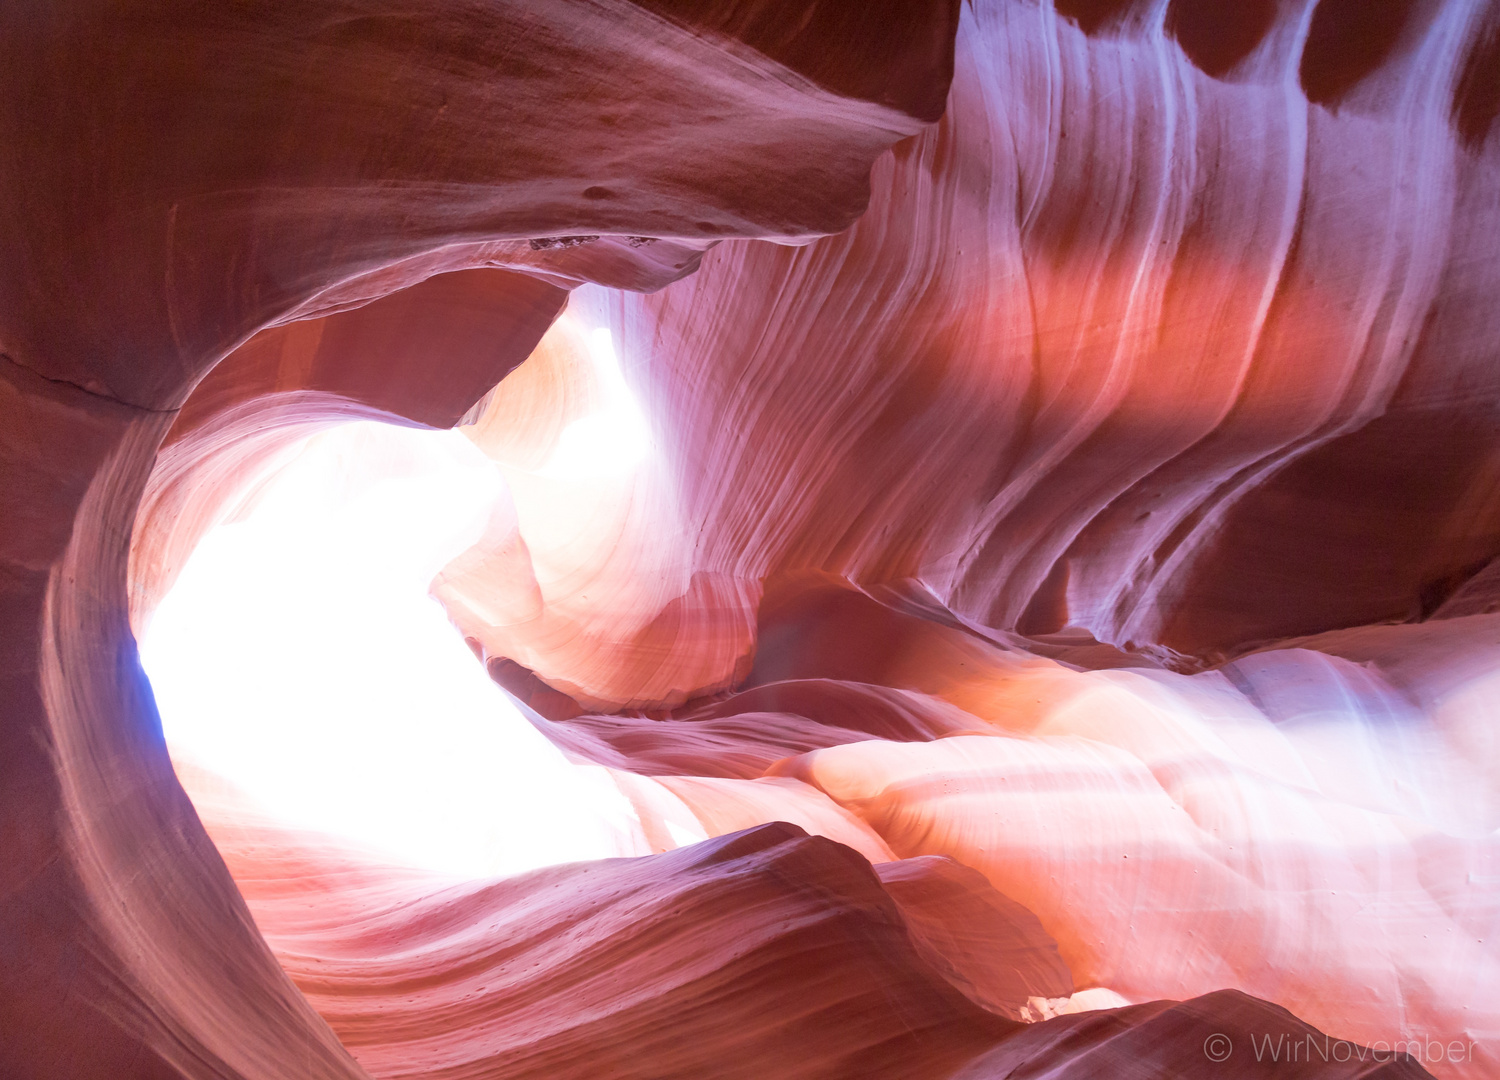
[1,350,179,415]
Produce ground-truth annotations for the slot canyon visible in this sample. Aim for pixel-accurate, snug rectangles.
[4,1,1500,1077]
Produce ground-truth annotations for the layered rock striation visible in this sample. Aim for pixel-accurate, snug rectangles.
[5,1,1498,1078]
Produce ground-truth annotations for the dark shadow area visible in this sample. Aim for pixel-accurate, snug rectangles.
[1166,0,1280,78]
[1299,0,1420,106]
[1453,9,1500,149]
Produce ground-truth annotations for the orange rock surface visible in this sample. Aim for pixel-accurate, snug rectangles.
[5,1,1499,1078]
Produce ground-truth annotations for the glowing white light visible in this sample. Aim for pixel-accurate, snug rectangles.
[140,421,647,878]
[538,327,652,479]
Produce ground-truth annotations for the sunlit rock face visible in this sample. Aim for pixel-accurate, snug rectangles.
[4,1,1499,1079]
[424,4,1500,1068]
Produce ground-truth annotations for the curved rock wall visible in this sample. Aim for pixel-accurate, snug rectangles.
[5,1,1497,1078]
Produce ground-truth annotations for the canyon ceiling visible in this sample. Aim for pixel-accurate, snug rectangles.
[4,0,1500,1077]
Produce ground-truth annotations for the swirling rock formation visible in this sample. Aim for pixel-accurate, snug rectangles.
[1,2,955,1075]
[4,0,1498,1078]
[178,759,1426,1080]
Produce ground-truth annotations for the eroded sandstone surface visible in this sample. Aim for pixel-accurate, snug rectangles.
[5,1,1498,1077]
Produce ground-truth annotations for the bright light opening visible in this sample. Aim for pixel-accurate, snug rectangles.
[537,327,652,479]
[140,419,648,878]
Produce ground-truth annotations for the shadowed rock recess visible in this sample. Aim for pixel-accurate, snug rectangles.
[4,1,1497,1078]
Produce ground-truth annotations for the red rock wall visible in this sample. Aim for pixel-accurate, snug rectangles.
[0,2,952,1076]
[6,0,1498,1078]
